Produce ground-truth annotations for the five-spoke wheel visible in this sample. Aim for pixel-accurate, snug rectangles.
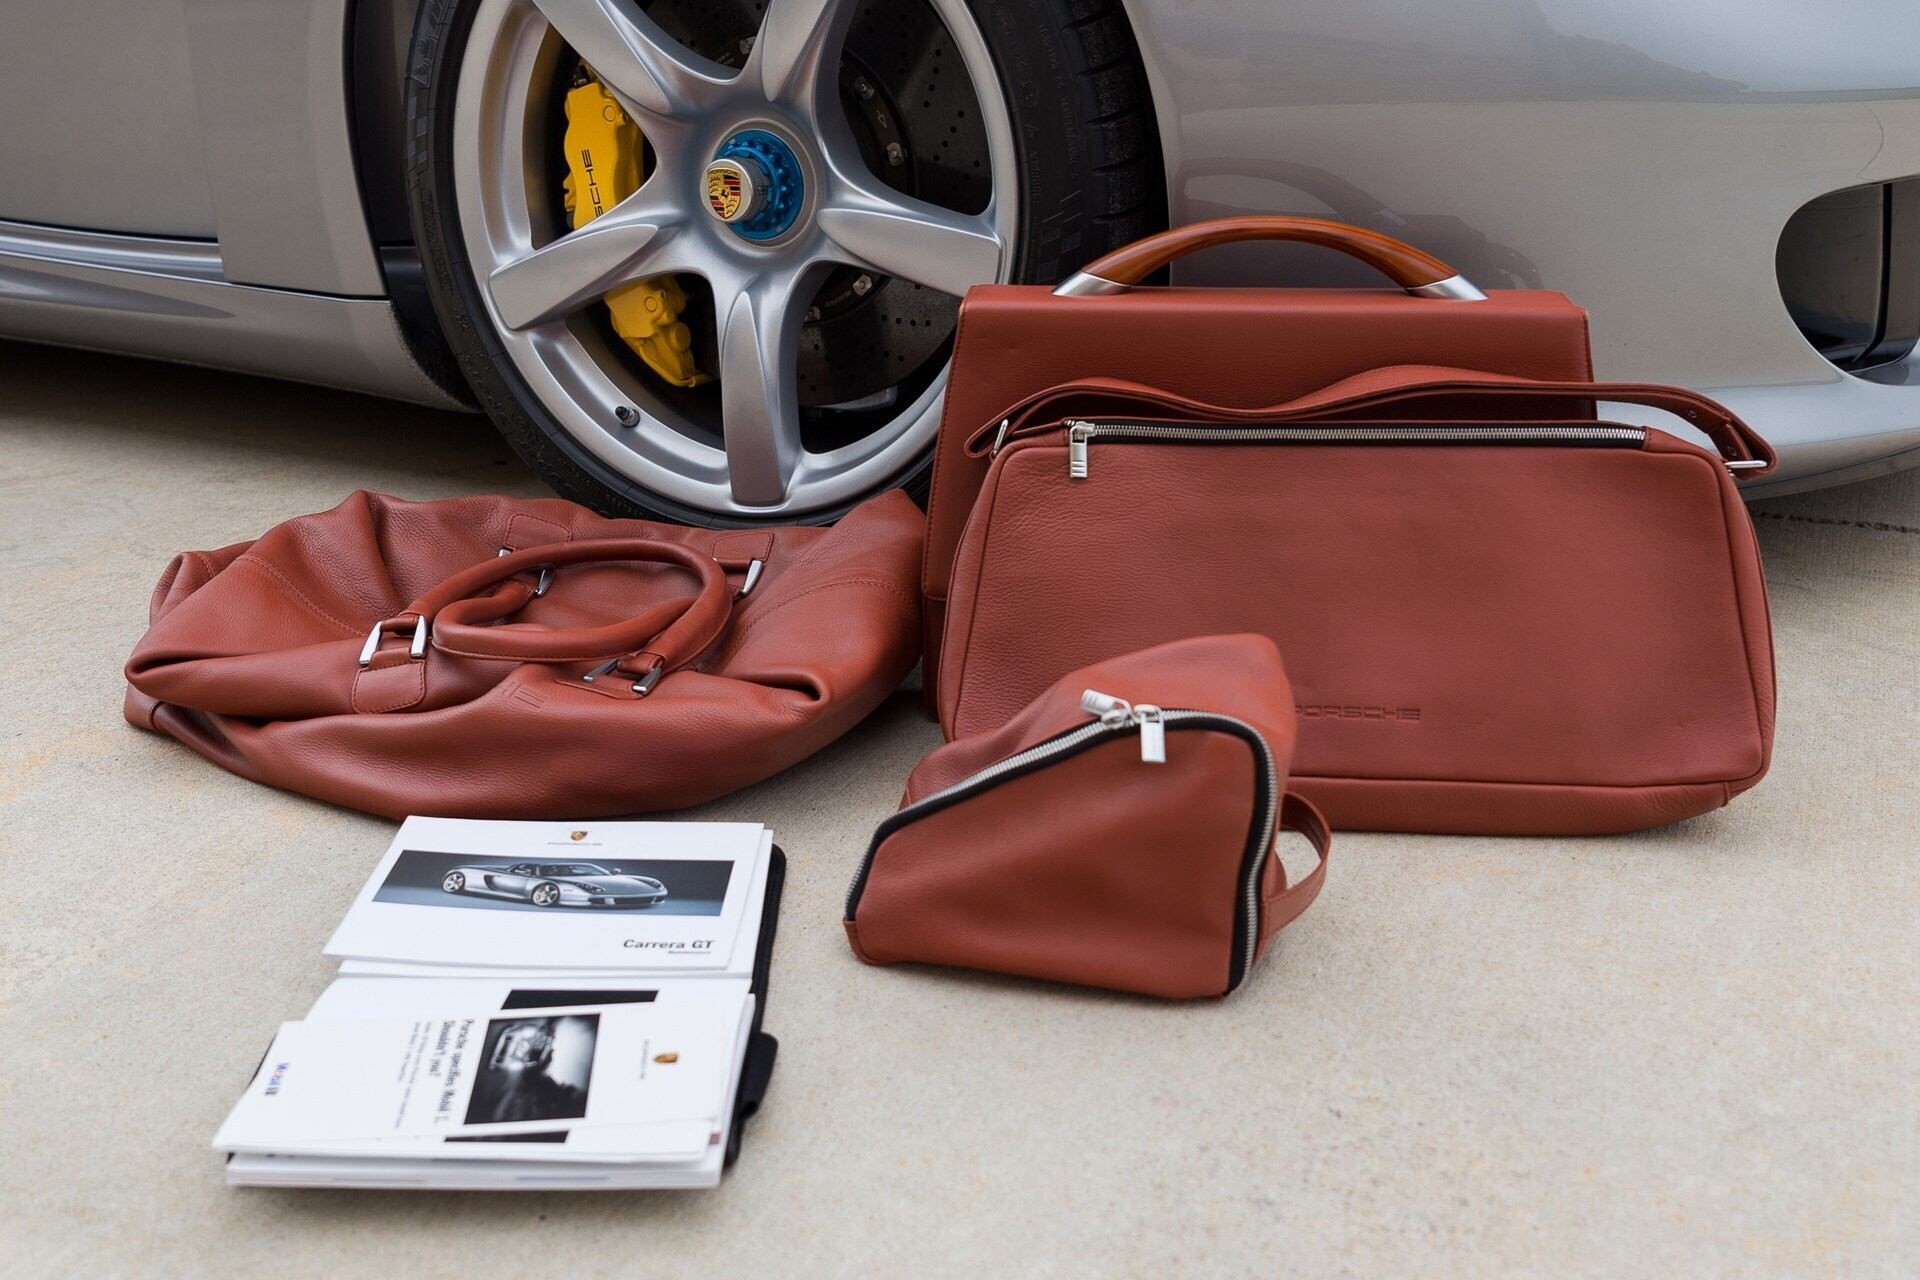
[408,0,1162,522]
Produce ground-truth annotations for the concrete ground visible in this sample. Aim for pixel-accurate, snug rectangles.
[2,341,1915,1278]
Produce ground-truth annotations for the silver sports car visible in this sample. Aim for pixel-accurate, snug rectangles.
[441,861,670,907]
[3,0,1916,521]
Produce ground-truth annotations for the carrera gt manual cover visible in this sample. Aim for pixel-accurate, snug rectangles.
[323,818,766,971]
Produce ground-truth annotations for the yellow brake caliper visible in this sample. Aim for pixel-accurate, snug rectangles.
[561,75,709,388]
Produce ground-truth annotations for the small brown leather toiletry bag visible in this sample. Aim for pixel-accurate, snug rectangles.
[845,634,1330,998]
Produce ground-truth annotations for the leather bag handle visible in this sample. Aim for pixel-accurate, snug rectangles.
[405,538,732,667]
[969,364,1776,474]
[1261,794,1332,942]
[1053,216,1486,300]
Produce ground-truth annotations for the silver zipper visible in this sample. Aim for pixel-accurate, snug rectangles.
[846,694,1281,990]
[1079,689,1165,762]
[1064,419,1647,478]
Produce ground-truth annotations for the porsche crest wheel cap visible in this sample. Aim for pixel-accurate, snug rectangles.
[704,130,804,241]
[705,157,763,224]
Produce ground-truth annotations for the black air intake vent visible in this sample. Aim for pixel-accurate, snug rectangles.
[1777,177,1920,373]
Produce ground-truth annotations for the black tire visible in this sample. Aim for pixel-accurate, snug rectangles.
[403,0,1165,525]
[530,881,562,907]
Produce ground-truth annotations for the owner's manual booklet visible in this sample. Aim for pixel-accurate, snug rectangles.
[218,818,781,1191]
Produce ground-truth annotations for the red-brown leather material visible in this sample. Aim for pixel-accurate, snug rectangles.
[921,284,1597,694]
[1077,216,1462,291]
[850,730,1259,996]
[1287,777,1736,837]
[911,633,1298,799]
[1258,795,1331,957]
[937,402,1774,835]
[847,636,1328,998]
[969,366,1775,472]
[415,539,732,665]
[123,489,924,819]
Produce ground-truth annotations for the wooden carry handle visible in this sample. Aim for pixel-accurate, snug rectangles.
[1053,216,1486,300]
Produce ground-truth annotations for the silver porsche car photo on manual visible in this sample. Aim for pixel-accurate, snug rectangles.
[440,861,670,908]
[370,848,736,915]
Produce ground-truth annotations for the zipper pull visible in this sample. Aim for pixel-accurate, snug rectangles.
[1080,689,1166,763]
[1135,704,1166,764]
[988,418,1010,457]
[1067,422,1094,479]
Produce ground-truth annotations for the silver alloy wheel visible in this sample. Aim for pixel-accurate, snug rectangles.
[453,0,1019,517]
[532,882,560,906]
[444,871,466,892]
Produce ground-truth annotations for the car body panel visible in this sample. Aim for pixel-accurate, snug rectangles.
[0,0,454,406]
[0,0,214,236]
[179,0,387,295]
[1118,0,1920,493]
[0,221,460,408]
[0,0,385,296]
[2,0,1919,492]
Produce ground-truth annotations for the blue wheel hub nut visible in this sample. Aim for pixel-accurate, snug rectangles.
[704,129,804,241]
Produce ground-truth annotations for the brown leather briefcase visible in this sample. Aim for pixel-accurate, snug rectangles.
[124,490,923,819]
[922,217,1600,696]
[934,363,1777,835]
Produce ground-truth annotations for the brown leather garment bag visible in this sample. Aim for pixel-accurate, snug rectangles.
[124,490,923,818]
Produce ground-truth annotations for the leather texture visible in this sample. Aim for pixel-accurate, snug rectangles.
[922,280,1596,695]
[123,489,924,819]
[936,375,1776,836]
[846,636,1330,998]
[1072,215,1462,291]
[969,365,1774,471]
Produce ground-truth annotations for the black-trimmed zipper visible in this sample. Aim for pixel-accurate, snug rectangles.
[844,697,1281,993]
[1058,420,1648,478]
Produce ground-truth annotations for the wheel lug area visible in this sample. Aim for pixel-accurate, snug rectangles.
[702,128,807,242]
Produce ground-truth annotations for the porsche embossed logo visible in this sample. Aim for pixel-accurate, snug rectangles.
[1296,704,1422,722]
[654,1052,679,1064]
[570,830,588,841]
[705,161,749,222]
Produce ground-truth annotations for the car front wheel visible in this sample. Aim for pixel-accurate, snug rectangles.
[530,881,562,906]
[406,0,1162,524]
[443,871,467,893]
